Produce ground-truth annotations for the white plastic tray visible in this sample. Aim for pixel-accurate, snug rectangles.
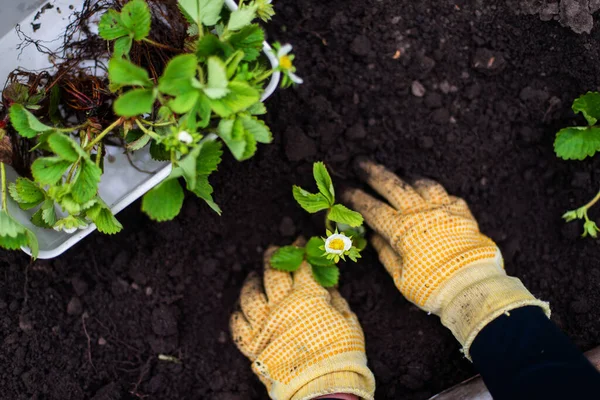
[0,0,280,259]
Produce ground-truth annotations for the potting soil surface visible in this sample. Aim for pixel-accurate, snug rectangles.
[1,0,600,399]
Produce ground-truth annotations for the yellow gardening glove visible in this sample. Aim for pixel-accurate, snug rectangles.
[343,159,550,359]
[230,243,376,400]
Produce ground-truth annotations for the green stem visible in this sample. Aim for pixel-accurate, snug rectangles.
[325,209,334,232]
[96,143,103,168]
[1,163,6,211]
[582,189,600,212]
[56,121,91,133]
[142,38,182,53]
[135,119,161,140]
[66,159,80,183]
[139,119,174,127]
[254,70,274,84]
[85,118,123,151]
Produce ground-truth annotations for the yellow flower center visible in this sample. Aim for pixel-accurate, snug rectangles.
[279,55,292,70]
[328,238,345,251]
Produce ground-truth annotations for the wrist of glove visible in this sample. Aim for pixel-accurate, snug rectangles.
[230,243,375,400]
[436,261,550,359]
[344,159,550,359]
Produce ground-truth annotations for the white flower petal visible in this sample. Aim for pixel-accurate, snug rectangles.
[289,72,304,84]
[178,131,193,144]
[278,44,293,57]
[325,234,352,255]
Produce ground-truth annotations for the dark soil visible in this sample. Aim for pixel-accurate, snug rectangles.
[1,0,600,399]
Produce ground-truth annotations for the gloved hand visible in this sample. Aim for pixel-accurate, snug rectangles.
[343,159,550,359]
[230,242,375,400]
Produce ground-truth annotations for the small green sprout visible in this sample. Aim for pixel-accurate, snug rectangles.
[555,92,600,238]
[562,190,600,238]
[270,162,366,287]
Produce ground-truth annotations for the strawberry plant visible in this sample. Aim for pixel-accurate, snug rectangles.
[270,162,366,287]
[555,92,600,238]
[0,0,301,258]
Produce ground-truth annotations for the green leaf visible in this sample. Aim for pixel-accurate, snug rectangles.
[31,157,72,185]
[572,92,600,126]
[87,204,123,235]
[98,9,128,40]
[554,126,600,160]
[313,162,335,205]
[9,178,44,209]
[270,246,305,271]
[114,36,133,57]
[196,34,226,59]
[311,264,339,288]
[120,0,151,40]
[9,104,53,138]
[185,93,212,129]
[178,144,204,190]
[178,0,224,26]
[25,230,39,259]
[228,24,264,61]
[142,178,184,221]
[48,133,80,162]
[41,199,57,227]
[328,204,364,227]
[218,119,256,161]
[210,81,260,117]
[71,161,102,203]
[108,58,153,91]
[240,115,272,143]
[292,186,330,213]
[127,133,152,151]
[225,50,246,79]
[31,207,51,228]
[228,5,257,31]
[169,90,200,114]
[204,57,229,99]
[0,210,27,248]
[247,102,267,115]
[150,140,170,161]
[305,237,335,267]
[191,174,222,214]
[57,194,97,215]
[159,54,198,95]
[114,89,157,117]
[196,139,223,175]
[0,211,37,258]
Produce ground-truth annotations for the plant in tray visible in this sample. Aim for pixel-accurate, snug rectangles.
[555,92,600,238]
[0,0,301,258]
[270,162,366,287]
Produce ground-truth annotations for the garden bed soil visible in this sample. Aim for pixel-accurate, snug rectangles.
[1,0,600,399]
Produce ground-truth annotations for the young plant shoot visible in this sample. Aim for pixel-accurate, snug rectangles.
[0,0,301,257]
[270,162,366,287]
[555,92,600,238]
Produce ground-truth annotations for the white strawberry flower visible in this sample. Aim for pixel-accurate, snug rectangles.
[272,44,303,85]
[324,233,352,255]
[178,130,193,144]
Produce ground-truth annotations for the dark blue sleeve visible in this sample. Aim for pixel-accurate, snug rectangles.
[470,306,600,400]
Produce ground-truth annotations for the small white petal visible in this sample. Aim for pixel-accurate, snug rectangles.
[178,131,193,144]
[278,44,293,57]
[325,234,352,255]
[289,72,304,84]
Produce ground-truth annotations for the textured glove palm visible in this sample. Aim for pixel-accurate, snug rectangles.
[343,159,550,359]
[230,245,375,400]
